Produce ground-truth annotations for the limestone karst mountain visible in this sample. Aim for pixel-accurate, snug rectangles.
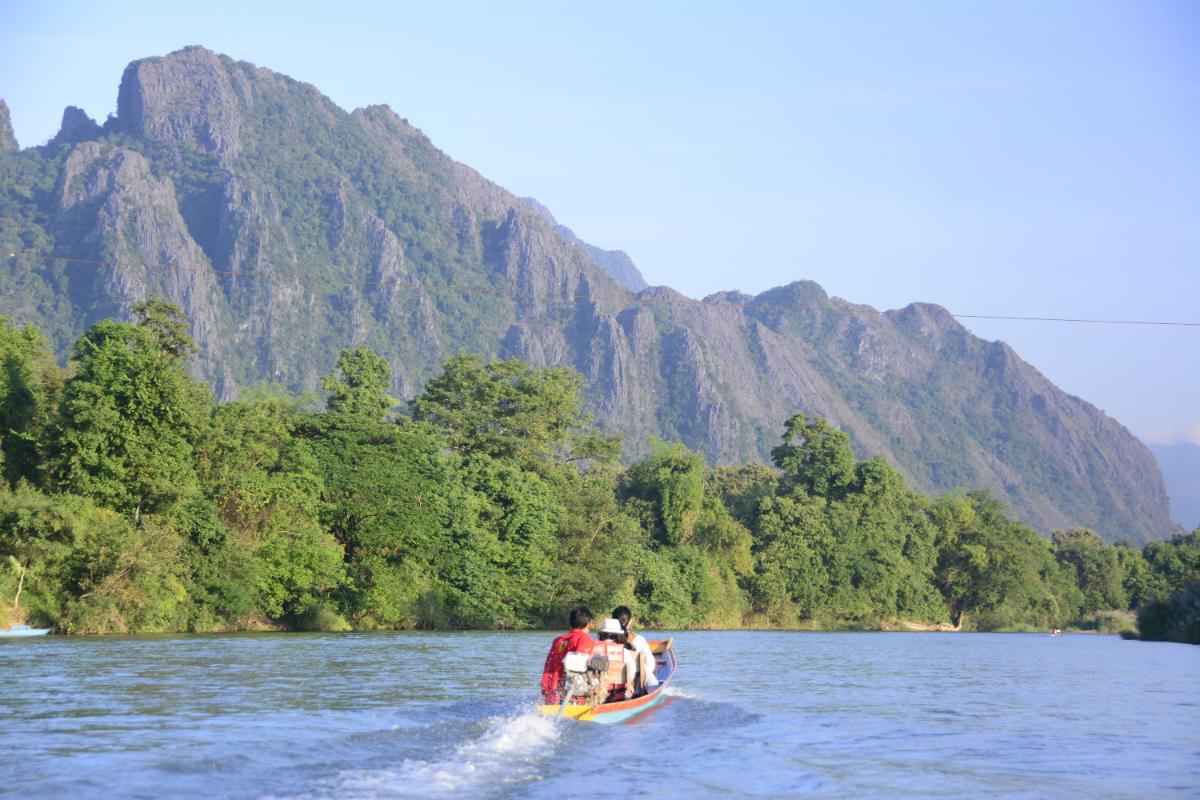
[0,46,1175,544]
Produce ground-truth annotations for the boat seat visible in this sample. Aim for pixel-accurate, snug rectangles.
[605,660,630,701]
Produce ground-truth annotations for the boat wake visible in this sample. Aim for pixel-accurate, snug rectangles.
[659,685,760,730]
[322,709,560,798]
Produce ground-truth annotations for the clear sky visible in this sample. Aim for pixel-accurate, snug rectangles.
[2,1,1197,444]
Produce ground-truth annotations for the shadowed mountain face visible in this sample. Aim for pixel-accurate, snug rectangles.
[0,46,1175,544]
[1149,443,1200,532]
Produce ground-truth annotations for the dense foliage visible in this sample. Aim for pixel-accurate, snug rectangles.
[0,307,1195,641]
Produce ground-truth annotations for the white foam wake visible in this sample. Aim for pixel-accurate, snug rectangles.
[328,710,560,798]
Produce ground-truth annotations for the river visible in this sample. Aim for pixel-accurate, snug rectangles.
[1,631,1196,798]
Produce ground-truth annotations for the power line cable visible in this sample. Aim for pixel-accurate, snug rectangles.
[951,314,1199,327]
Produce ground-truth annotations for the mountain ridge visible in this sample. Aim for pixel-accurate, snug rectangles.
[0,46,1175,544]
[519,196,648,292]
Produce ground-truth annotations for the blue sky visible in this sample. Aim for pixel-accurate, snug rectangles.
[2,1,1197,443]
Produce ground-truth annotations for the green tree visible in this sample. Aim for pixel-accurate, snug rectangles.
[538,463,642,626]
[0,318,61,487]
[57,513,189,634]
[301,413,461,628]
[322,346,395,419]
[1142,530,1200,596]
[49,308,209,519]
[1053,528,1126,613]
[411,352,605,466]
[443,453,562,627]
[693,496,754,576]
[771,413,855,499]
[932,492,1067,630]
[0,483,93,623]
[1137,580,1200,644]
[688,497,753,626]
[620,440,705,546]
[707,462,778,530]
[196,398,345,624]
[169,498,256,629]
[411,351,624,627]
[629,543,720,628]
[821,457,944,625]
[0,481,194,634]
[132,297,196,359]
[1134,531,1200,643]
[750,492,829,623]
[1113,541,1163,610]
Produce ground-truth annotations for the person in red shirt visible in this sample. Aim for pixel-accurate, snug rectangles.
[540,606,595,703]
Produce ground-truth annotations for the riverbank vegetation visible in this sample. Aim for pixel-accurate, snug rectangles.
[1,305,1196,642]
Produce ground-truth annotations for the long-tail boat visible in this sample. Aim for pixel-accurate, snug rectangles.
[538,638,677,723]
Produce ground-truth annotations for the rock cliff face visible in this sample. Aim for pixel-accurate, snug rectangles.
[0,48,1176,544]
[52,140,233,392]
[116,46,247,166]
[521,197,648,292]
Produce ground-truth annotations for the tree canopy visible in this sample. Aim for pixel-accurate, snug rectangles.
[48,314,209,518]
[0,306,1192,642]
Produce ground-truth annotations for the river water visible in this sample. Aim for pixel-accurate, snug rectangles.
[1,631,1196,798]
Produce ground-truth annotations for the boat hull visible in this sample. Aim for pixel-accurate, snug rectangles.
[0,626,51,638]
[538,638,676,724]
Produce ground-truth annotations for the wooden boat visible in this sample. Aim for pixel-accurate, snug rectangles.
[0,624,51,638]
[538,638,677,723]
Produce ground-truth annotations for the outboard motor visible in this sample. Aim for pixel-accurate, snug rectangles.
[557,651,611,716]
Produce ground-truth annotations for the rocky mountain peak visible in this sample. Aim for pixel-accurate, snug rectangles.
[637,285,691,304]
[887,302,966,351]
[752,280,832,310]
[703,290,753,306]
[351,104,435,153]
[117,45,244,163]
[50,106,102,147]
[0,99,17,152]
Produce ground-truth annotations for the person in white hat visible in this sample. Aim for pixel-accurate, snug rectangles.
[593,617,635,701]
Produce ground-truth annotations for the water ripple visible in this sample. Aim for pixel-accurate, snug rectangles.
[1,631,1197,799]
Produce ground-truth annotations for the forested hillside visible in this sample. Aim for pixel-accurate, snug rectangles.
[1,310,1195,640]
[0,47,1175,544]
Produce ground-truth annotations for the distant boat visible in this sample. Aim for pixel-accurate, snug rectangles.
[0,624,51,638]
[1050,628,1063,637]
[538,638,677,724]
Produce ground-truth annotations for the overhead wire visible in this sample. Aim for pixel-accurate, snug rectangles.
[949,314,1198,328]
[6,251,1199,328]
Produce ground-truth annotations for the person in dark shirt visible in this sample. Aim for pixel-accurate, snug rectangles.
[541,606,595,703]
